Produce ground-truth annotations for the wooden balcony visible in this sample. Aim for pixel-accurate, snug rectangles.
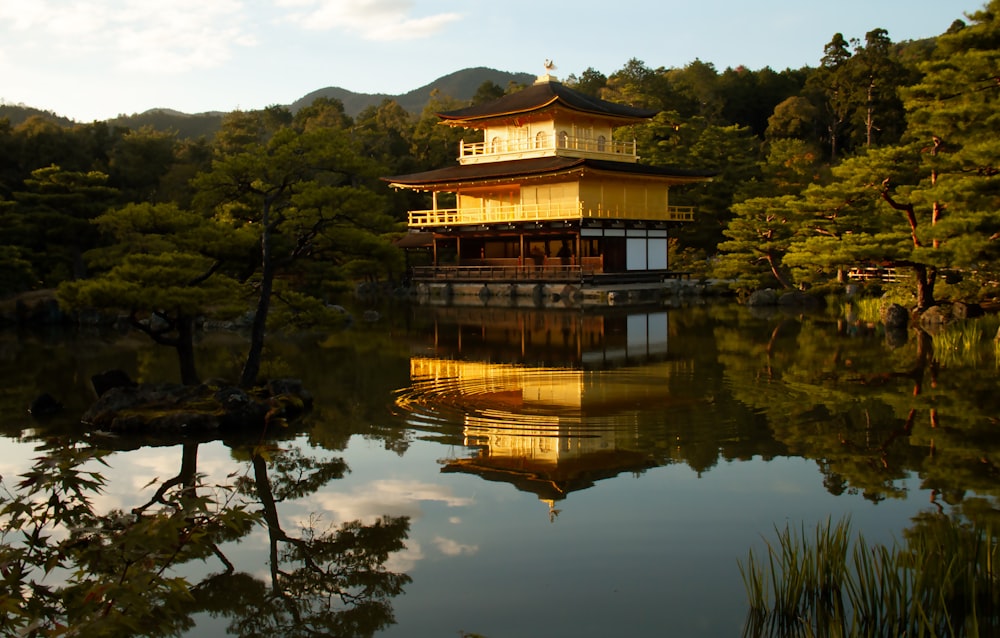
[459,134,636,164]
[407,203,695,227]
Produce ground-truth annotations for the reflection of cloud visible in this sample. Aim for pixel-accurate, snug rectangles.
[386,540,424,573]
[448,516,462,524]
[309,479,474,525]
[434,536,478,556]
[275,0,461,40]
[120,450,184,492]
[84,443,246,516]
[0,0,255,73]
[0,439,37,480]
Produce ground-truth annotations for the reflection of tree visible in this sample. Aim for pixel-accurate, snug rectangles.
[0,440,255,637]
[715,311,949,502]
[208,446,412,637]
[715,307,1000,512]
[0,440,411,637]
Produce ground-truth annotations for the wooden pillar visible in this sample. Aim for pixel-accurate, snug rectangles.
[664,228,669,270]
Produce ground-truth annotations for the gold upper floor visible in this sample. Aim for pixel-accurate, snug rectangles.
[459,128,637,164]
[407,173,695,228]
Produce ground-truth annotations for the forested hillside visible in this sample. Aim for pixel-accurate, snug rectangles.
[0,67,535,138]
[0,1,997,316]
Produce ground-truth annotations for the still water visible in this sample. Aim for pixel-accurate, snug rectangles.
[1,301,994,636]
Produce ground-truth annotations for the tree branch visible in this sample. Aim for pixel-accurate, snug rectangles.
[879,178,920,247]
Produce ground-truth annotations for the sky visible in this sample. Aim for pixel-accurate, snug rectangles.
[0,0,987,123]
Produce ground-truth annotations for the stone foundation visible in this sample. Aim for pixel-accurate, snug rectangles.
[413,279,727,308]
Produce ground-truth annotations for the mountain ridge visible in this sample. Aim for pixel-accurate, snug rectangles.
[0,67,536,139]
[290,67,535,116]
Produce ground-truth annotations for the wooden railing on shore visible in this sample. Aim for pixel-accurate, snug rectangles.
[847,267,906,283]
[412,264,588,282]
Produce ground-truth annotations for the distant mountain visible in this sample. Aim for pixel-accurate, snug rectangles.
[1,67,536,140]
[0,104,76,128]
[291,67,535,116]
[106,109,226,140]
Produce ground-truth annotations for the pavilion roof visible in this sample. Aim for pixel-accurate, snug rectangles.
[383,157,714,189]
[436,79,657,125]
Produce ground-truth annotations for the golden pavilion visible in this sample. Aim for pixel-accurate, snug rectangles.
[385,65,713,296]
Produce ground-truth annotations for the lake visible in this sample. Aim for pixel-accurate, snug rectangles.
[1,300,996,637]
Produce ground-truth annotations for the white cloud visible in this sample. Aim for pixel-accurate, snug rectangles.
[433,536,478,556]
[0,0,62,31]
[0,0,256,73]
[275,0,461,41]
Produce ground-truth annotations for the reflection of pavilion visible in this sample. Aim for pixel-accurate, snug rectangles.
[419,305,670,369]
[402,307,687,510]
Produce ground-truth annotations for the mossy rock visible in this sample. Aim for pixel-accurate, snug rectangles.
[82,378,311,437]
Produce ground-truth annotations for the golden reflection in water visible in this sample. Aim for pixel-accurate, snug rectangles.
[394,307,689,510]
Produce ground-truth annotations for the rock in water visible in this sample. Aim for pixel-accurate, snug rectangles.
[29,393,63,418]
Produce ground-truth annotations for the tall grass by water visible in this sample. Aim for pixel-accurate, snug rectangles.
[932,316,1000,368]
[741,517,1000,637]
[841,296,1000,367]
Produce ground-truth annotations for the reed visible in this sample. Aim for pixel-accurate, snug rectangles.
[841,291,914,325]
[740,516,1000,637]
[932,317,1000,367]
[844,298,883,325]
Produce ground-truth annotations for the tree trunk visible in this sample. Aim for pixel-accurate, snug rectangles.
[251,453,283,591]
[766,253,795,289]
[179,443,199,489]
[240,201,275,389]
[176,314,200,386]
[914,264,937,310]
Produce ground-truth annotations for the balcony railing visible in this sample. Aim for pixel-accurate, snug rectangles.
[408,202,695,227]
[459,134,636,162]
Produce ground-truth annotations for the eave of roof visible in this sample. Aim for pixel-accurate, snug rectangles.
[383,157,715,189]
[436,80,657,124]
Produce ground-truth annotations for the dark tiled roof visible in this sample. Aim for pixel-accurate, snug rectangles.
[437,80,657,123]
[383,157,715,188]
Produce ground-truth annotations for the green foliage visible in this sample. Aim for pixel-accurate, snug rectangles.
[0,244,37,294]
[106,126,179,201]
[58,201,250,384]
[3,165,119,286]
[353,99,418,177]
[766,96,820,142]
[193,109,403,386]
[409,90,467,170]
[564,66,608,97]
[715,195,801,290]
[716,139,824,290]
[639,110,763,254]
